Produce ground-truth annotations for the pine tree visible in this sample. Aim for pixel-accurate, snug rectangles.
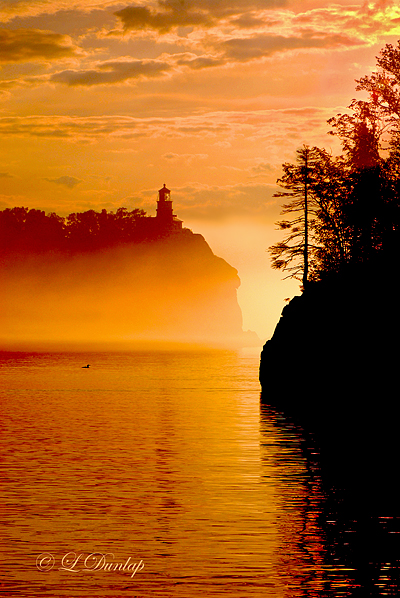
[269,146,350,283]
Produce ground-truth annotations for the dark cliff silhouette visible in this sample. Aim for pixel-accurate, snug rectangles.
[0,186,258,348]
[259,258,400,507]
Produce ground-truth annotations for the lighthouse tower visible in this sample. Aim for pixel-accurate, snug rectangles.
[156,184,182,231]
[156,184,173,222]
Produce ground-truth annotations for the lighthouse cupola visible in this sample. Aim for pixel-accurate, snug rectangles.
[156,183,173,222]
[159,183,171,202]
[154,184,183,232]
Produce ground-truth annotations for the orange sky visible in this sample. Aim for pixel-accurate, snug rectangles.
[1,0,399,340]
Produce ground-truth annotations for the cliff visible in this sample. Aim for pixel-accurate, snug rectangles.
[259,261,400,504]
[0,227,255,349]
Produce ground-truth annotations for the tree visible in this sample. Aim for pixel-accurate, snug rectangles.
[0,206,150,257]
[340,42,400,257]
[271,41,400,284]
[327,57,400,262]
[269,145,351,284]
[269,146,312,287]
[309,152,352,273]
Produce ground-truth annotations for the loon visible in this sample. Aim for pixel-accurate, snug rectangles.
[82,364,90,368]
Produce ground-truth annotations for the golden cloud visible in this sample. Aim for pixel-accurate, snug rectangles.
[162,152,209,163]
[0,1,123,22]
[48,51,229,87]
[50,58,172,86]
[218,31,360,62]
[114,5,212,33]
[42,25,360,90]
[0,108,332,142]
[45,175,83,188]
[114,0,288,32]
[111,3,400,60]
[0,28,79,63]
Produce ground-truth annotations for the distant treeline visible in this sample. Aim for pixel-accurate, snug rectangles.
[0,206,159,255]
[270,41,400,285]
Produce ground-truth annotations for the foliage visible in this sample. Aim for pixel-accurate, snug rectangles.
[0,206,148,256]
[269,146,352,284]
[270,146,315,285]
[270,41,400,283]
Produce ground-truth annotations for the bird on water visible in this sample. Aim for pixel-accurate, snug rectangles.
[82,364,90,368]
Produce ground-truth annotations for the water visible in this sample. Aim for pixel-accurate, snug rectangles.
[1,348,399,597]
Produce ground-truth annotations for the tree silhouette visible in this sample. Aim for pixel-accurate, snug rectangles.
[269,146,313,286]
[0,206,149,258]
[269,146,351,284]
[328,94,386,262]
[271,41,400,282]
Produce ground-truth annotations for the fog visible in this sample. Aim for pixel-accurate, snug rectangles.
[186,218,301,342]
[0,234,250,350]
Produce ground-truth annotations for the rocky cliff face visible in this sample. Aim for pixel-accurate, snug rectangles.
[0,227,253,348]
[260,262,398,406]
[259,262,400,500]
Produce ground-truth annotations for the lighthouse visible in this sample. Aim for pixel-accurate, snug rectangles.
[156,184,182,231]
[156,184,173,222]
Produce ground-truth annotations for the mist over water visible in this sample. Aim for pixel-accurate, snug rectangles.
[0,234,246,349]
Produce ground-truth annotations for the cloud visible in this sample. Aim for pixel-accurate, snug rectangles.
[50,57,172,86]
[214,141,231,149]
[49,51,227,88]
[110,5,377,75]
[362,0,398,14]
[111,3,400,69]
[114,5,212,33]
[1,3,396,96]
[0,171,14,178]
[45,175,83,188]
[162,152,208,163]
[217,31,360,62]
[0,107,334,143]
[46,50,228,89]
[230,12,269,29]
[250,162,275,176]
[0,114,228,142]
[112,0,400,51]
[114,0,288,33]
[174,52,225,69]
[0,1,123,23]
[0,28,79,63]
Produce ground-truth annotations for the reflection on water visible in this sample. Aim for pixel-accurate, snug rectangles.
[260,404,400,597]
[0,349,399,596]
[259,404,327,596]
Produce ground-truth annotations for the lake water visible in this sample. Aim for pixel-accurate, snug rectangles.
[1,348,399,597]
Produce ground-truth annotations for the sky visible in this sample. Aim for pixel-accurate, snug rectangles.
[1,0,400,341]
